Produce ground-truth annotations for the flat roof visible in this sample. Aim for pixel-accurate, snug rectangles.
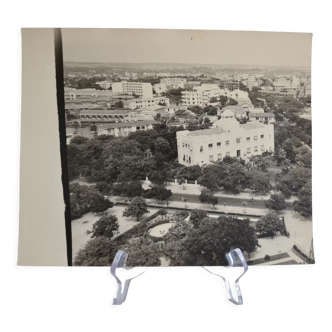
[186,127,227,137]
[250,113,275,118]
[100,120,157,129]
[241,122,266,130]
[80,109,130,115]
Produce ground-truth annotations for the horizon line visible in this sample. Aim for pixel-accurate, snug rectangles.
[64,61,311,69]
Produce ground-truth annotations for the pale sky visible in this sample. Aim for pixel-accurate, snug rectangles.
[62,28,312,67]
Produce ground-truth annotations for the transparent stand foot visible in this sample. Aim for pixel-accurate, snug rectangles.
[110,250,146,305]
[203,248,248,305]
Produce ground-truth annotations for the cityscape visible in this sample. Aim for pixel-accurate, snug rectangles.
[63,29,313,267]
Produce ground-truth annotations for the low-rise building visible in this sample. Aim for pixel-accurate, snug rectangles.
[259,90,297,98]
[219,80,239,91]
[98,120,157,137]
[249,112,276,124]
[79,109,130,123]
[125,96,170,110]
[96,81,112,90]
[218,107,247,119]
[176,117,274,165]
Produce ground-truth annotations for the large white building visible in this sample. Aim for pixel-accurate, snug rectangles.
[176,117,274,166]
[160,78,187,89]
[181,84,220,107]
[125,96,170,110]
[112,81,153,98]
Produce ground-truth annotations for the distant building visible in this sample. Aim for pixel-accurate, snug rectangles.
[98,120,157,137]
[219,80,239,91]
[181,84,220,107]
[248,107,265,114]
[79,110,131,123]
[259,90,296,98]
[176,117,274,165]
[64,89,98,100]
[157,73,171,77]
[95,81,112,90]
[305,84,311,96]
[112,81,153,99]
[246,77,258,90]
[125,96,170,110]
[218,107,247,119]
[249,112,276,124]
[143,72,156,77]
[273,77,291,89]
[160,78,187,89]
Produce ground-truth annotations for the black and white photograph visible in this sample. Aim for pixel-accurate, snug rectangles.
[61,28,313,267]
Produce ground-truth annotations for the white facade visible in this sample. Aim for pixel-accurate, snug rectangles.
[246,77,258,90]
[126,96,170,110]
[177,117,274,166]
[143,72,156,77]
[273,77,291,89]
[181,84,220,107]
[112,81,153,98]
[160,78,187,89]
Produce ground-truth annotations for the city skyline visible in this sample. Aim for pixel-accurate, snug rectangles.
[62,29,312,68]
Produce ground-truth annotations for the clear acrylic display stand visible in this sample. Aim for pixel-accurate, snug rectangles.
[111,248,248,305]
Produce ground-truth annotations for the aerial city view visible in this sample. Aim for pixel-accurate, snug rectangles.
[63,29,313,267]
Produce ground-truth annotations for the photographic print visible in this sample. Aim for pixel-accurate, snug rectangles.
[61,29,313,267]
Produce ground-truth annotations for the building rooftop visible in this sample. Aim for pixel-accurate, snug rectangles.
[80,109,130,115]
[100,120,157,129]
[187,127,227,137]
[250,113,275,118]
[241,122,266,130]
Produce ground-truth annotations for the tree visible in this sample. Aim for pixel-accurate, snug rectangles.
[87,215,119,240]
[114,101,124,108]
[199,188,218,208]
[256,212,285,237]
[154,137,171,156]
[113,180,143,199]
[248,168,271,195]
[293,181,312,217]
[265,193,287,211]
[144,185,172,204]
[219,95,228,108]
[74,237,114,266]
[204,117,211,124]
[165,216,259,265]
[69,183,114,220]
[228,98,238,105]
[190,209,208,228]
[90,123,97,133]
[70,136,88,145]
[123,196,149,221]
[95,181,112,195]
[295,145,312,168]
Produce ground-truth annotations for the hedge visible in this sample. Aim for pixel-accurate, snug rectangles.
[112,210,162,247]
